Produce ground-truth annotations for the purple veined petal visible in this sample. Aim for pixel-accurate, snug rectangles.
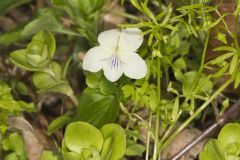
[120,51,147,79]
[103,55,123,82]
[98,29,121,52]
[83,46,112,72]
[118,28,143,52]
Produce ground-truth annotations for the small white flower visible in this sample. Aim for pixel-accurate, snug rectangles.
[83,28,147,82]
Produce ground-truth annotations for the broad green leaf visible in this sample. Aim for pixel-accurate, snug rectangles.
[37,81,73,95]
[178,41,190,56]
[62,151,81,160]
[41,151,58,160]
[200,139,224,160]
[76,88,120,128]
[10,49,38,71]
[18,101,35,112]
[0,100,20,111]
[125,144,146,156]
[173,58,186,70]
[4,153,19,160]
[21,13,61,37]
[48,115,71,135]
[0,27,23,46]
[28,31,56,60]
[200,123,240,160]
[86,72,102,89]
[99,78,117,95]
[15,82,29,96]
[32,62,73,95]
[100,124,126,160]
[64,122,103,153]
[218,123,240,153]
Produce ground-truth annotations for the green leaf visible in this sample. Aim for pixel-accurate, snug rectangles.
[41,151,58,160]
[86,72,102,89]
[100,124,126,160]
[32,62,73,95]
[21,13,61,37]
[173,58,186,70]
[172,97,179,121]
[200,123,240,160]
[37,81,73,95]
[0,27,23,46]
[99,78,117,95]
[217,32,227,44]
[0,100,20,111]
[3,133,27,159]
[28,31,56,60]
[200,139,224,160]
[48,115,71,135]
[52,0,108,19]
[0,0,32,15]
[64,122,103,153]
[4,153,19,160]
[125,144,146,156]
[32,62,62,89]
[229,53,238,74]
[213,46,236,52]
[178,41,190,56]
[10,49,38,71]
[234,71,240,89]
[62,151,81,160]
[76,88,120,128]
[15,82,29,96]
[209,52,234,65]
[18,101,35,112]
[218,123,240,153]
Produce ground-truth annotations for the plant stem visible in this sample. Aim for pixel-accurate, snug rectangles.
[233,13,240,53]
[160,77,234,150]
[199,31,209,73]
[145,112,152,160]
[69,93,79,106]
[153,58,161,160]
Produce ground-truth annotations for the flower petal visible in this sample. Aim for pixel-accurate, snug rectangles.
[83,46,111,72]
[118,28,143,52]
[103,56,123,82]
[98,29,120,51]
[120,51,147,79]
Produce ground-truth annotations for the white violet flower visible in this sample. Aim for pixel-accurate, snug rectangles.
[83,28,147,82]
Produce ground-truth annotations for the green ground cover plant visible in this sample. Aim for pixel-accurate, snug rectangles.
[1,0,240,159]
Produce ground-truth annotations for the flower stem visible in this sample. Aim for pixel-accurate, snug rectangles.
[199,30,209,73]
[153,58,161,160]
[233,13,240,53]
[69,93,79,106]
[145,111,152,160]
[159,77,234,150]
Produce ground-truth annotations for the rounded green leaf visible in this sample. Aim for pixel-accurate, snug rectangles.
[200,139,224,160]
[218,123,240,153]
[62,152,81,160]
[100,124,126,160]
[77,88,120,128]
[64,122,103,154]
[10,49,37,71]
